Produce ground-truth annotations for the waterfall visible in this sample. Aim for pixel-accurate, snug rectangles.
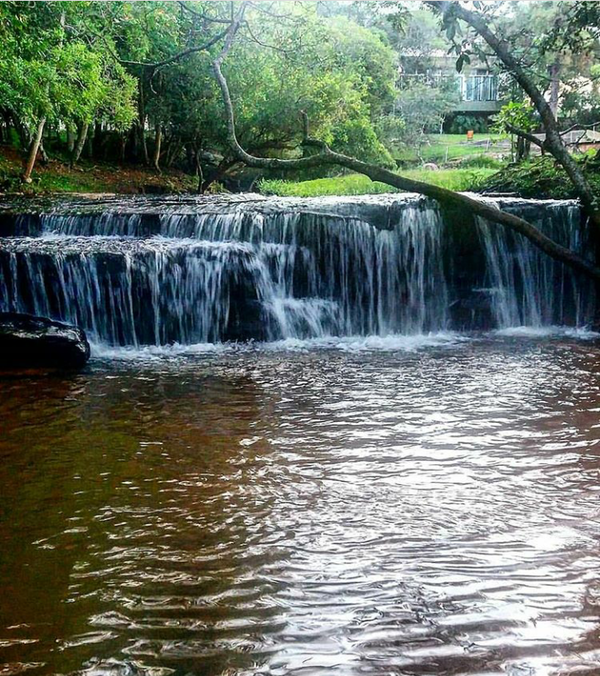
[0,195,592,346]
[475,199,591,328]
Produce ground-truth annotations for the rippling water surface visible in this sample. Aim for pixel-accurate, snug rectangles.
[1,336,600,676]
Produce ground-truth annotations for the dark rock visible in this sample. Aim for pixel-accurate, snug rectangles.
[449,291,494,331]
[0,313,90,370]
[0,213,42,237]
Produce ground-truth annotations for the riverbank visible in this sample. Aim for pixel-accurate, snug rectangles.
[478,154,600,199]
[0,147,197,195]
[261,156,600,199]
[3,145,599,201]
[260,168,496,197]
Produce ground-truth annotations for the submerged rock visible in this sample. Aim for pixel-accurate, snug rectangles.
[0,313,90,370]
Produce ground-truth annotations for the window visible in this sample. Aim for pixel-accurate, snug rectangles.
[464,74,498,101]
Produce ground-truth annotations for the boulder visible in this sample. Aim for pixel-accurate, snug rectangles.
[0,313,90,370]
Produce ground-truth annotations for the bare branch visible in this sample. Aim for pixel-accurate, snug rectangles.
[177,1,232,25]
[504,124,546,150]
[150,26,231,72]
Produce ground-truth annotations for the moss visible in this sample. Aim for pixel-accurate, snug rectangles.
[479,154,600,199]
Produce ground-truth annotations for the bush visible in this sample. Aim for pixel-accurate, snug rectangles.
[459,155,504,169]
[478,154,600,199]
[449,115,488,134]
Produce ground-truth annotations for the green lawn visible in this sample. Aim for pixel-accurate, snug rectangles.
[395,133,507,165]
[259,168,497,197]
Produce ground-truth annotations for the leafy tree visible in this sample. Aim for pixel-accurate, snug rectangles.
[394,80,459,151]
[423,0,600,228]
[492,101,537,160]
[0,1,136,179]
[212,2,600,285]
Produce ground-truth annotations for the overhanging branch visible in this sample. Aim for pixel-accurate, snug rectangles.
[211,12,600,282]
[505,124,546,151]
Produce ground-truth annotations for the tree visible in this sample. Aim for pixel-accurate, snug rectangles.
[210,2,600,283]
[394,79,459,155]
[493,101,539,161]
[424,1,600,228]
[95,1,398,189]
[0,1,137,180]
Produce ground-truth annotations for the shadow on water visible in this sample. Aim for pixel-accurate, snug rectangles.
[1,337,600,675]
[0,367,280,675]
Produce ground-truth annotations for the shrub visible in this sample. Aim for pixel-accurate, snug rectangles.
[449,115,488,134]
[459,155,504,169]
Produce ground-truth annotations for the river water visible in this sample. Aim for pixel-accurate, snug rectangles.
[1,333,600,676]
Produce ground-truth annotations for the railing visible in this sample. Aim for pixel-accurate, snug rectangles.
[398,73,499,102]
[462,74,498,102]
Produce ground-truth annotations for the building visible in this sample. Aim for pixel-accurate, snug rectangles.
[398,50,503,116]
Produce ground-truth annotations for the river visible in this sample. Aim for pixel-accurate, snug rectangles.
[1,334,600,675]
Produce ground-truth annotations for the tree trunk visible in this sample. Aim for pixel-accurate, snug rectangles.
[120,134,127,164]
[17,120,32,154]
[549,58,561,120]
[22,117,46,183]
[166,141,183,168]
[433,2,600,229]
[516,135,531,162]
[129,124,138,162]
[71,122,89,166]
[67,125,77,156]
[67,125,76,154]
[196,159,204,194]
[86,125,94,160]
[38,141,49,165]
[92,121,103,158]
[138,81,149,165]
[153,124,162,173]
[1,111,13,145]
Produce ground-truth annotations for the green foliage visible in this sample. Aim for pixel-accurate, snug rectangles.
[395,80,459,145]
[479,154,600,199]
[218,8,398,166]
[458,155,504,170]
[449,115,488,135]
[0,2,136,132]
[491,101,537,135]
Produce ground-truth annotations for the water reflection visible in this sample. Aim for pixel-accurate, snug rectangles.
[1,338,600,675]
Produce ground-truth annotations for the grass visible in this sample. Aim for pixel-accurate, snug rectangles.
[259,168,497,198]
[395,133,507,165]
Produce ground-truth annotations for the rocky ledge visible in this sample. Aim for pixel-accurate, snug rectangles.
[0,313,90,370]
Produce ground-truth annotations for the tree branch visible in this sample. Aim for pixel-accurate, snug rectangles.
[428,1,600,227]
[177,1,233,25]
[504,124,545,150]
[211,18,600,282]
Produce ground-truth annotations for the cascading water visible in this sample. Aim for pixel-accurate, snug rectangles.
[0,194,593,346]
[475,199,591,328]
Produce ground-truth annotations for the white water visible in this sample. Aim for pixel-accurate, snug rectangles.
[0,194,594,346]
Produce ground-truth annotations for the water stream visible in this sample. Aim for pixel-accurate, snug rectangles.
[0,194,593,345]
[1,195,600,675]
